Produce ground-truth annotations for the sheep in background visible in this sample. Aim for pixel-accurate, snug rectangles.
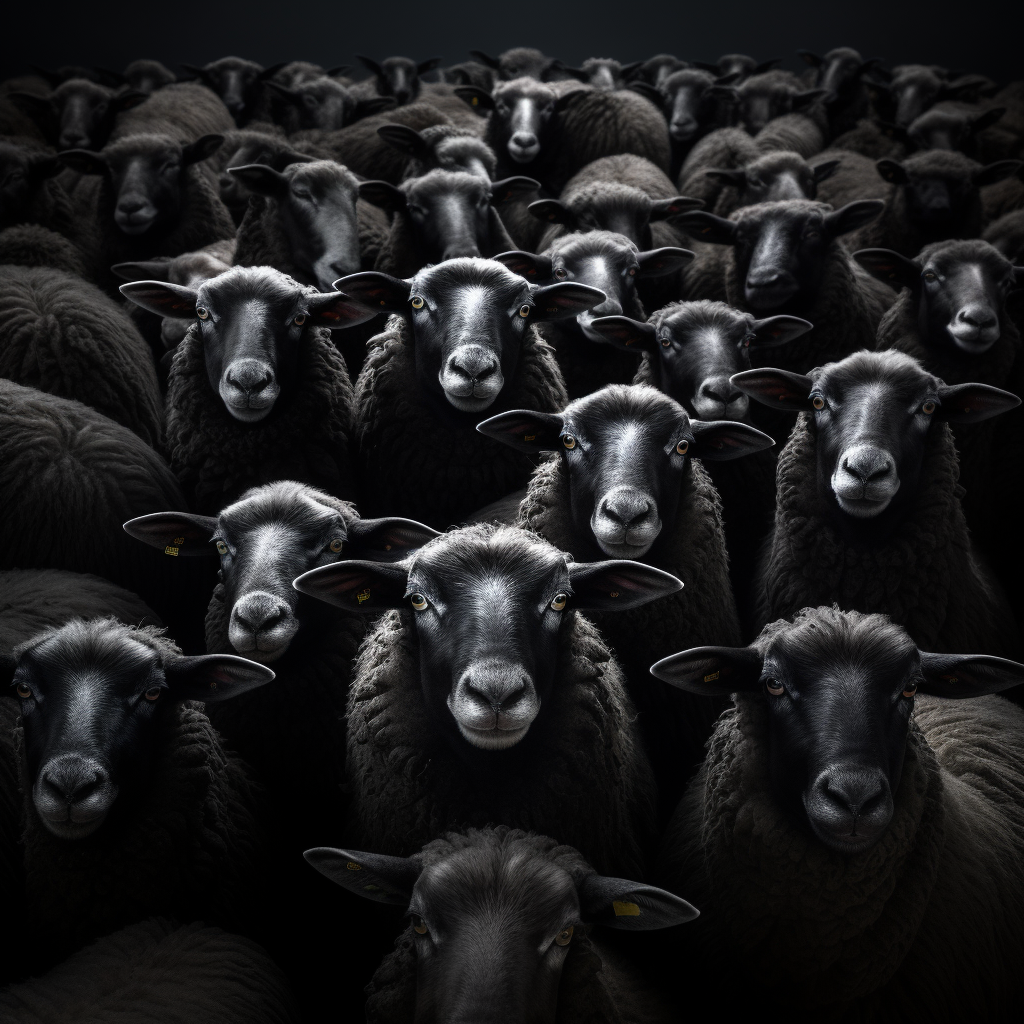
[122,59,177,94]
[295,523,679,876]
[121,266,374,514]
[334,259,599,527]
[654,605,1024,1020]
[734,350,1020,654]
[798,47,883,139]
[626,53,687,89]
[467,47,559,82]
[306,827,697,1023]
[553,56,636,91]
[354,55,442,107]
[692,54,781,81]
[375,121,497,180]
[728,70,827,138]
[180,55,282,125]
[266,76,396,134]
[699,150,841,217]
[107,81,235,144]
[907,105,1013,161]
[875,64,991,128]
[983,208,1024,263]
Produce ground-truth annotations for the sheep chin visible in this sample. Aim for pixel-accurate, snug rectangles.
[946,321,999,354]
[455,720,531,751]
[832,490,895,519]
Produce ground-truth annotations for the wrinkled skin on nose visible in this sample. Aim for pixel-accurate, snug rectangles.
[492,80,558,165]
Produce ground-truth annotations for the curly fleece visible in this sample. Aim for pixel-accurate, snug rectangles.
[166,321,355,515]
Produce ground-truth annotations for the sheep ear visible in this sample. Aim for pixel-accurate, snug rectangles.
[123,511,219,556]
[918,652,1024,698]
[567,561,682,612]
[326,65,352,78]
[579,874,699,930]
[355,96,398,119]
[586,315,658,353]
[490,176,541,205]
[651,645,763,695]
[530,282,606,321]
[293,560,411,611]
[876,159,909,185]
[649,196,704,221]
[111,259,173,282]
[704,168,745,186]
[417,57,442,74]
[636,247,695,277]
[180,63,214,86]
[812,159,840,184]
[969,107,1005,135]
[256,62,289,81]
[854,248,920,289]
[305,292,378,329]
[975,160,1023,188]
[468,50,501,70]
[731,367,815,410]
[747,315,813,350]
[627,81,662,105]
[935,382,1021,423]
[305,848,419,905]
[689,420,775,461]
[359,179,406,213]
[825,200,884,238]
[676,211,738,245]
[798,50,823,68]
[355,54,385,77]
[58,149,107,175]
[792,88,828,110]
[492,250,553,281]
[227,163,290,196]
[119,280,200,319]
[376,123,431,159]
[455,85,495,112]
[264,81,300,104]
[529,199,575,227]
[345,518,440,560]
[476,409,564,453]
[330,271,411,311]
[183,134,224,164]
[164,654,274,703]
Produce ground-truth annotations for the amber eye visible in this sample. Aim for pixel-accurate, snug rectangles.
[765,678,784,696]
[555,926,574,946]
[923,271,937,282]
[413,916,428,935]
[550,593,567,611]
[329,538,343,553]
[562,434,576,450]
[196,306,209,320]
[903,680,918,698]
[660,337,671,348]
[294,313,307,326]
[554,268,567,279]
[15,682,32,699]
[411,296,425,309]
[812,396,825,410]
[144,686,162,701]
[675,439,689,455]
[519,304,531,317]
[922,401,936,415]
[216,541,229,555]
[410,593,428,611]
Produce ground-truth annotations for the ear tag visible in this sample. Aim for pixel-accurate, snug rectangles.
[173,536,185,545]
[942,675,959,685]
[357,588,371,604]
[546,306,558,312]
[208,680,218,691]
[384,543,392,551]
[347,861,362,871]
[626,339,637,346]
[609,591,619,598]
[524,434,537,441]
[704,671,720,682]
[613,900,640,917]
[322,311,341,320]
[471,96,479,105]
[164,545,180,557]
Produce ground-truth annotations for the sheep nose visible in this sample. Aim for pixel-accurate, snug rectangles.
[958,305,997,329]
[822,770,889,821]
[59,132,90,149]
[697,377,747,417]
[842,448,893,484]
[463,669,530,713]
[41,761,102,807]
[746,268,781,289]
[233,593,288,633]
[601,490,654,528]
[118,196,147,215]
[442,240,481,261]
[511,131,537,149]
[448,346,498,384]
[226,360,275,397]
[670,118,698,140]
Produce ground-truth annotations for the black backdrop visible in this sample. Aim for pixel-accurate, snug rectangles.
[2,0,1020,84]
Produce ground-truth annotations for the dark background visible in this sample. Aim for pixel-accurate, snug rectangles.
[2,0,1020,84]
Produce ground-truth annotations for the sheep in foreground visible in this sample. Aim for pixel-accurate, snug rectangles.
[335,258,597,527]
[480,385,770,797]
[295,523,679,877]
[734,350,1020,654]
[494,233,693,399]
[653,605,1024,1020]
[0,919,300,1024]
[0,264,163,446]
[306,827,697,1023]
[9,618,273,962]
[121,266,373,514]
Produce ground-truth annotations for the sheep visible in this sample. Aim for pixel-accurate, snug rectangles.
[180,56,280,125]
[648,67,737,173]
[699,149,841,217]
[729,70,828,136]
[627,53,687,89]
[493,234,694,399]
[8,617,274,963]
[294,522,680,876]
[305,827,697,1023]
[333,258,600,527]
[107,81,235,144]
[653,605,1024,1021]
[877,64,991,128]
[354,55,442,107]
[467,47,559,82]
[0,380,210,647]
[435,58,497,90]
[907,104,1013,161]
[375,121,497,181]
[983,208,1024,262]
[0,919,300,1024]
[0,225,88,277]
[359,169,539,276]
[60,133,234,295]
[123,480,438,847]
[798,47,883,139]
[120,265,374,515]
[265,76,395,133]
[733,349,1021,655]
[122,59,177,94]
[676,199,890,376]
[828,117,908,160]
[552,57,634,91]
[0,264,163,446]
[479,385,771,801]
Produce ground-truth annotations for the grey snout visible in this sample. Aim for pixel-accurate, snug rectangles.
[508,132,540,163]
[831,443,899,516]
[34,755,117,838]
[591,485,663,557]
[229,591,298,662]
[744,266,799,310]
[670,117,698,142]
[693,376,749,420]
[440,345,504,412]
[447,659,539,749]
[947,304,1000,353]
[114,195,159,235]
[59,131,91,150]
[804,766,893,852]
[219,358,280,422]
[441,238,482,262]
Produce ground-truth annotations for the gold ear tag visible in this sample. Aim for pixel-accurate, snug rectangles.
[164,545,180,557]
[347,862,362,871]
[384,544,392,551]
[524,434,536,441]
[704,671,720,682]
[173,536,185,545]
[609,591,619,598]
[612,901,640,917]
[357,589,371,604]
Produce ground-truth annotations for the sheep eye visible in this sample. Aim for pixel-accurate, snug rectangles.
[627,267,637,277]
[555,926,574,946]
[411,296,425,310]
[410,593,428,611]
[903,680,919,698]
[675,439,689,455]
[562,434,577,450]
[519,304,531,317]
[15,682,32,699]
[196,306,209,320]
[922,400,936,415]
[550,593,567,611]
[554,268,567,279]
[413,916,428,935]
[812,396,826,410]
[215,541,229,555]
[660,338,671,348]
[765,678,785,696]
[294,313,307,326]
[923,271,937,282]
[328,538,343,553]
[144,686,162,701]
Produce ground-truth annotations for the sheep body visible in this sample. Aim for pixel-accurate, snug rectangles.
[0,225,87,277]
[109,82,235,142]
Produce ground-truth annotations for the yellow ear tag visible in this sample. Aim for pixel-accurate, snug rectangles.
[704,671,720,683]
[943,675,959,685]
[524,434,536,441]
[164,545,180,557]
[612,901,640,917]
[208,680,217,691]
[357,589,371,604]
[173,536,185,545]
[384,543,392,551]
[347,862,362,871]
[471,96,479,105]
[609,591,619,598]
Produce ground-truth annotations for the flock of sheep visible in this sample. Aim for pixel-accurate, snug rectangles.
[0,40,1022,1024]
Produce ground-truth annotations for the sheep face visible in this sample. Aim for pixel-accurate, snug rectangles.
[184,56,266,123]
[857,241,1022,356]
[356,55,440,107]
[11,619,272,840]
[707,153,840,208]
[732,72,826,136]
[377,125,498,181]
[800,47,877,105]
[123,59,176,94]
[294,525,682,751]
[654,607,1024,853]
[305,830,697,1020]
[333,259,604,414]
[119,266,376,421]
[678,199,884,312]
[907,107,1006,156]
[491,78,561,164]
[0,144,60,228]
[658,69,731,144]
[733,350,1020,529]
[271,78,359,131]
[229,160,362,291]
[479,385,772,558]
